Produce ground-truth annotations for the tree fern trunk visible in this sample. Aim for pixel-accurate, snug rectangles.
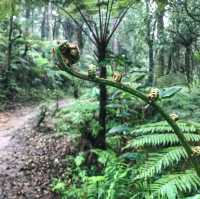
[95,45,107,149]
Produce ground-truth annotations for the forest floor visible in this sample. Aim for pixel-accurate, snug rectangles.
[0,99,74,199]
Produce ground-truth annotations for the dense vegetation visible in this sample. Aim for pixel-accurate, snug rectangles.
[1,0,200,198]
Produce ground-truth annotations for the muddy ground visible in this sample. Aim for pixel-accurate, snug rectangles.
[0,100,74,199]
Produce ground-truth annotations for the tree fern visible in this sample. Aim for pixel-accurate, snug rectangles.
[126,133,200,148]
[129,121,199,136]
[135,147,188,179]
[124,120,200,198]
[148,170,200,199]
[84,176,106,199]
[185,194,200,199]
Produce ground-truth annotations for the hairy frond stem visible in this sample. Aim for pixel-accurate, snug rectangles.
[55,46,200,177]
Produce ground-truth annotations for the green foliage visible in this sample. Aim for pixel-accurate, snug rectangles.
[52,149,133,199]
[0,0,19,19]
[129,121,199,136]
[0,33,69,102]
[161,87,200,122]
[2,0,200,198]
[52,179,68,197]
[126,133,200,148]
[123,120,200,199]
[159,86,182,99]
[149,170,200,199]
[156,73,188,88]
[55,99,100,139]
[135,147,187,179]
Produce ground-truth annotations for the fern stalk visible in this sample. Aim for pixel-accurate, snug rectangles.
[55,47,200,178]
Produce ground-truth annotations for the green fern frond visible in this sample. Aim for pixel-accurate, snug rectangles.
[126,133,200,148]
[135,147,188,179]
[185,194,200,199]
[129,121,199,136]
[57,99,98,115]
[149,170,200,199]
[85,176,106,199]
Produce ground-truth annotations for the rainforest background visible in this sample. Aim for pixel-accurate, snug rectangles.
[1,0,200,198]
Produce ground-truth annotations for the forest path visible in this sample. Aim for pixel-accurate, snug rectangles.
[0,98,74,199]
[0,106,36,151]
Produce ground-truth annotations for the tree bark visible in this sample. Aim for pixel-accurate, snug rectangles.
[53,17,61,40]
[156,9,165,77]
[62,19,75,41]
[25,1,31,35]
[95,44,107,149]
[6,5,15,79]
[76,25,84,49]
[41,4,52,40]
[185,46,191,83]
[41,7,47,39]
[4,7,14,97]
[145,0,154,86]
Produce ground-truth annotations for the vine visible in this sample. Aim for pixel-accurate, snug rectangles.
[55,44,200,178]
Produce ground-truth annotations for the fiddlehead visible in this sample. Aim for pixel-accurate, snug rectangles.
[55,42,200,177]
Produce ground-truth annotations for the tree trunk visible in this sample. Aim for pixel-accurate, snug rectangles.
[156,9,165,77]
[25,1,31,35]
[185,46,191,83]
[6,12,14,80]
[147,40,154,86]
[46,2,53,40]
[95,44,107,149]
[41,4,52,40]
[30,8,34,34]
[76,25,84,49]
[174,45,180,73]
[62,19,75,41]
[41,7,47,39]
[53,17,61,40]
[4,9,14,97]
[166,49,172,74]
[145,0,154,86]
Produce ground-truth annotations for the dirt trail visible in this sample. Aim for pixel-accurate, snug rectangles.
[0,99,74,199]
[0,106,37,150]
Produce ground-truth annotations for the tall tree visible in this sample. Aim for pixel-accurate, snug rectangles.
[155,0,167,78]
[55,0,135,149]
[24,0,31,35]
[145,0,155,86]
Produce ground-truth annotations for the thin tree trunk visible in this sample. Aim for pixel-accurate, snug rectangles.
[4,8,14,96]
[185,46,191,83]
[25,2,31,35]
[6,13,14,77]
[175,45,180,73]
[62,19,75,41]
[166,48,173,74]
[95,44,107,149]
[156,9,165,77]
[53,17,61,40]
[41,5,51,40]
[41,7,47,39]
[47,2,53,40]
[145,0,154,86]
[76,25,84,49]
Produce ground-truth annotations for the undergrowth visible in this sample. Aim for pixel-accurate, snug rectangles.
[52,87,200,199]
